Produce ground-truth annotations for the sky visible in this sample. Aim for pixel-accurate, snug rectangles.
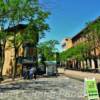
[39,0,100,52]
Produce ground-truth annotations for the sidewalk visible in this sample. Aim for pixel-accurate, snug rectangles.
[58,68,100,83]
[1,68,100,84]
[0,78,22,85]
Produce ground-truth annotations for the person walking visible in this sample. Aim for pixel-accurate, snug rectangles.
[23,66,27,79]
[34,67,37,80]
[29,67,37,79]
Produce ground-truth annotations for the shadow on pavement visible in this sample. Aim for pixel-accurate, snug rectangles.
[0,80,52,93]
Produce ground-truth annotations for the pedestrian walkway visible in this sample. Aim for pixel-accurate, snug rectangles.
[58,68,100,83]
[0,75,84,100]
[0,78,22,85]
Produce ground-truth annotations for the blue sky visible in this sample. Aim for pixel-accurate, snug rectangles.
[40,0,100,52]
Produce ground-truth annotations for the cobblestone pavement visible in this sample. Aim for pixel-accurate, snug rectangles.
[0,75,85,100]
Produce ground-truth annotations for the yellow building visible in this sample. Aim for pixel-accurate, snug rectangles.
[61,38,73,51]
[2,24,38,77]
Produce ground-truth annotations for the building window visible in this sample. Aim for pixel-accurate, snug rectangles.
[62,43,66,48]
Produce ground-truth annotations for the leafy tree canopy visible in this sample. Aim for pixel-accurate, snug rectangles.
[60,42,90,61]
[38,40,59,61]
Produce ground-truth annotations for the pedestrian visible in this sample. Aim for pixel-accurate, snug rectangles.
[30,67,37,80]
[29,67,34,79]
[34,68,37,80]
[34,67,37,80]
[23,66,27,79]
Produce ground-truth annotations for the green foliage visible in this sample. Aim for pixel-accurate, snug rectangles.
[38,40,59,61]
[60,42,90,61]
[60,18,100,61]
[85,19,100,49]
[0,0,50,78]
[0,0,50,41]
[0,0,51,52]
[0,31,6,40]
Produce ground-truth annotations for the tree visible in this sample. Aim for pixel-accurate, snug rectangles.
[85,18,100,57]
[38,40,59,61]
[0,0,50,79]
[60,42,90,61]
[0,30,7,80]
[84,19,100,69]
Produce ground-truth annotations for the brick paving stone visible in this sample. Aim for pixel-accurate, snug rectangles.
[0,76,85,100]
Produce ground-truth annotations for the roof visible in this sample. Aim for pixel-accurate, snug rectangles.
[72,16,100,41]
[5,24,27,32]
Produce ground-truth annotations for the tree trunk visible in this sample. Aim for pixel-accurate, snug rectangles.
[93,58,98,72]
[12,48,16,80]
[89,58,92,68]
[85,59,89,70]
[12,32,17,80]
[0,44,5,81]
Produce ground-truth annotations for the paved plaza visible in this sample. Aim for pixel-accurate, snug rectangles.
[0,75,84,100]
